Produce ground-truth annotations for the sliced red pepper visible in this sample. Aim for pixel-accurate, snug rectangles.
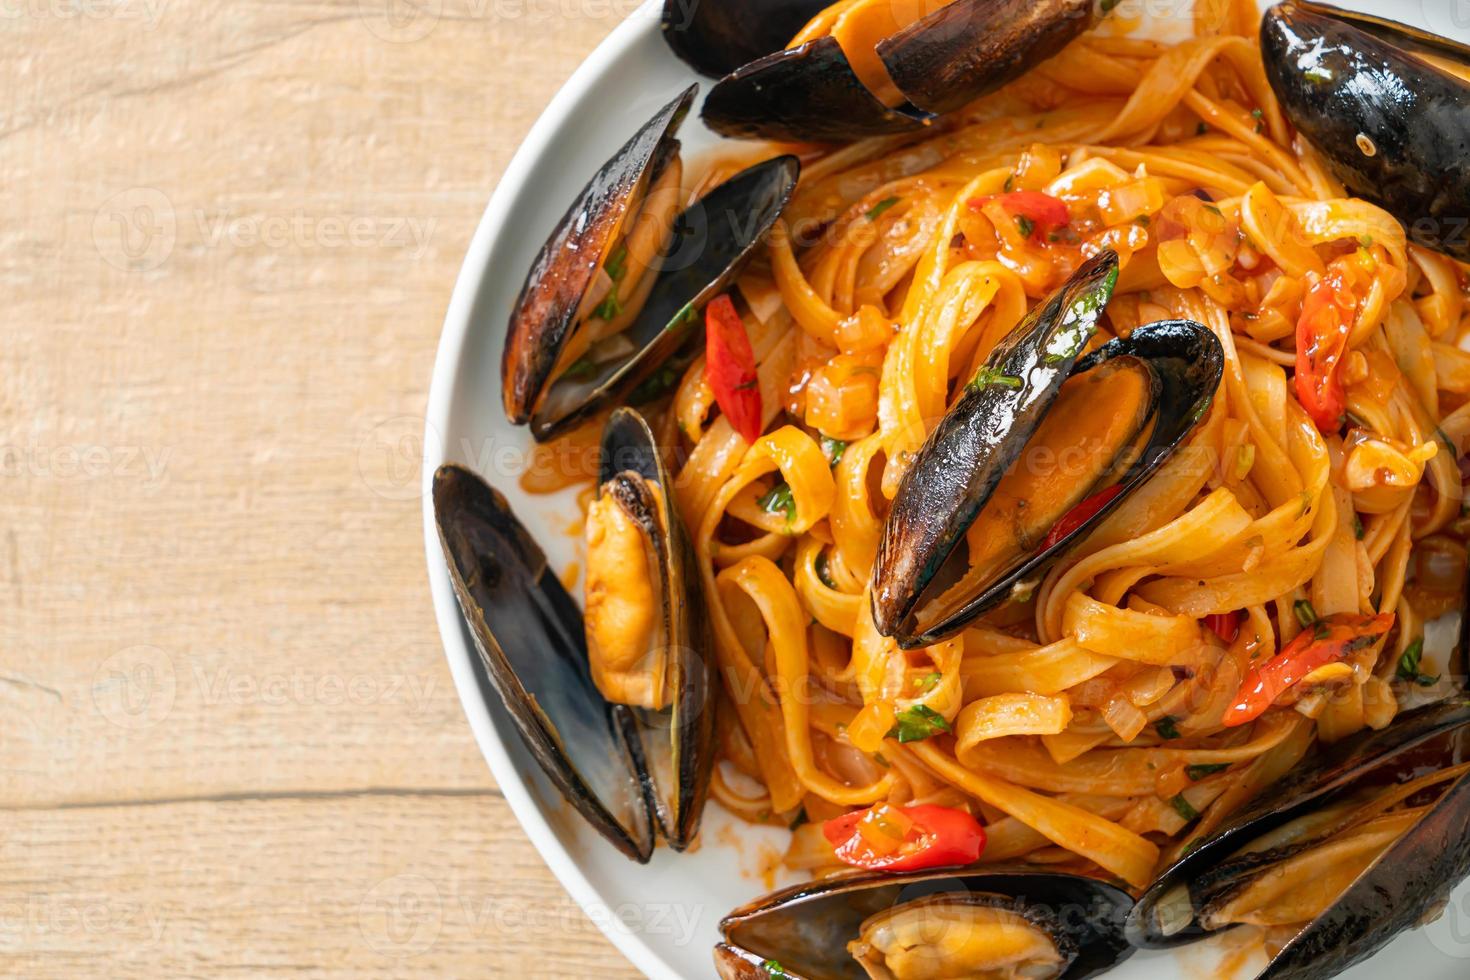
[968,191,1070,240]
[1205,610,1242,644]
[1294,260,1365,432]
[704,294,762,444]
[1222,612,1394,727]
[822,803,985,873]
[1039,484,1124,552]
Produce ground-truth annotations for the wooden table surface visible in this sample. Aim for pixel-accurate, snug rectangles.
[3,1,644,975]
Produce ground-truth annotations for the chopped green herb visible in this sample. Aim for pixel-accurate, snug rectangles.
[1203,204,1223,216]
[665,301,698,332]
[915,671,943,693]
[1251,108,1264,119]
[1003,174,1017,193]
[1352,512,1365,540]
[1100,0,1119,11]
[1171,794,1201,822]
[1196,122,1209,136]
[592,292,622,322]
[1293,599,1318,629]
[1156,716,1181,740]
[762,960,794,979]
[1435,426,1457,454]
[604,243,628,282]
[887,704,952,744]
[872,752,890,767]
[866,196,901,221]
[562,356,598,382]
[821,436,848,467]
[1396,638,1439,687]
[815,552,837,590]
[1135,214,1151,227]
[1187,763,1230,781]
[1359,234,1374,248]
[966,365,1024,395]
[788,808,809,831]
[758,481,797,524]
[1304,66,1334,85]
[1015,214,1035,238]
[628,365,680,405]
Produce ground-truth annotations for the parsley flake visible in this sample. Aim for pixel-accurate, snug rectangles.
[758,482,797,524]
[866,196,901,222]
[1396,638,1439,687]
[1171,794,1201,821]
[1186,763,1230,781]
[887,704,952,743]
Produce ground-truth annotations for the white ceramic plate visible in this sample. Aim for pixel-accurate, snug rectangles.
[423,2,1470,975]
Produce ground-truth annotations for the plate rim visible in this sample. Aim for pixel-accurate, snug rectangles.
[420,4,682,977]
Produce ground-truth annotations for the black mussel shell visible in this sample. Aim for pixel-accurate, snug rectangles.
[871,251,1122,647]
[1261,765,1470,978]
[714,867,1135,980]
[1261,2,1470,261]
[877,0,1100,115]
[702,36,931,142]
[596,408,716,850]
[529,154,800,440]
[432,463,655,861]
[660,0,830,78]
[873,253,1224,649]
[503,85,695,427]
[1129,697,1470,949]
[695,0,1113,143]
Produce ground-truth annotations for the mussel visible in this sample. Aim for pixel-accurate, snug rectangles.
[870,250,1225,649]
[713,867,1136,980]
[432,408,715,860]
[1261,1,1470,261]
[1129,697,1470,978]
[502,84,799,439]
[667,0,1111,142]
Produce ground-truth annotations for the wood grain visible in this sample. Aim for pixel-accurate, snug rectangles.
[1,1,642,974]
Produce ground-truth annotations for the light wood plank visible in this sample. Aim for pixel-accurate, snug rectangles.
[1,0,653,972]
[0,793,645,978]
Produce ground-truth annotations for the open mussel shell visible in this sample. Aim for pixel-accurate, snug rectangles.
[660,0,830,78]
[1262,764,1470,978]
[432,463,655,861]
[1261,2,1470,261]
[1128,697,1470,956]
[595,408,716,850]
[697,0,1107,142]
[714,867,1135,980]
[503,85,695,428]
[525,154,800,440]
[872,250,1225,648]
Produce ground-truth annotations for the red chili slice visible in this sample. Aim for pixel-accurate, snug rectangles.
[968,191,1071,239]
[1294,264,1362,432]
[1222,612,1394,727]
[822,803,986,873]
[1039,484,1124,552]
[1205,610,1242,644]
[704,294,763,444]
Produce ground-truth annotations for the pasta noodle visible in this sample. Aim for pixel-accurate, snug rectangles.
[535,5,1470,893]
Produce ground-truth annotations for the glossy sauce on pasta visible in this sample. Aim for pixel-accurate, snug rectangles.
[528,0,1470,897]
